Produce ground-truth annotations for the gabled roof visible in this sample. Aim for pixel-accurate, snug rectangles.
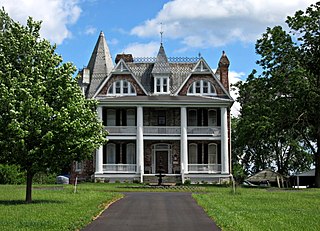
[174,58,233,99]
[86,31,114,98]
[93,59,148,98]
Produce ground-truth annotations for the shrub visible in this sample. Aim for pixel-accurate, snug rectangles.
[0,164,25,184]
[33,172,57,184]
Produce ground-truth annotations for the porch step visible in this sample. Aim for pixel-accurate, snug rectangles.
[143,175,182,184]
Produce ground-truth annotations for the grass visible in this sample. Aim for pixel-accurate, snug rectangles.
[1,183,320,231]
[0,184,122,231]
[193,187,320,231]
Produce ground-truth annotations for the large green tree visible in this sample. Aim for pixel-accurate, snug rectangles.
[0,9,107,202]
[234,2,319,184]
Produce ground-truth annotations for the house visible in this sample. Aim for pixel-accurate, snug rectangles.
[75,31,233,184]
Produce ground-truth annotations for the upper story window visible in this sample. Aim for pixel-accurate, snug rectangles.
[188,80,216,96]
[154,77,169,94]
[108,80,136,96]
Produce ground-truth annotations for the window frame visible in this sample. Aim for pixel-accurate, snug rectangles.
[154,76,170,94]
[187,80,216,96]
[108,80,136,96]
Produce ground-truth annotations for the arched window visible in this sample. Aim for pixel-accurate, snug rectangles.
[188,109,197,126]
[126,143,136,164]
[108,80,136,96]
[106,143,116,164]
[187,80,216,96]
[208,109,217,126]
[208,143,217,164]
[188,143,197,164]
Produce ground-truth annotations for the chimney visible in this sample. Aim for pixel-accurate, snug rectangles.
[218,51,230,92]
[115,54,133,64]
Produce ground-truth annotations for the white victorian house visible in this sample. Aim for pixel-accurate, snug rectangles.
[76,32,233,183]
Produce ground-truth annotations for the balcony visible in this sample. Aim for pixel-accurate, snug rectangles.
[143,126,180,135]
[187,126,221,136]
[106,126,221,137]
[188,164,222,173]
[105,126,137,135]
[103,164,137,173]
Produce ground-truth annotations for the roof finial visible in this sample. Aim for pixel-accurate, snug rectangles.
[160,22,164,45]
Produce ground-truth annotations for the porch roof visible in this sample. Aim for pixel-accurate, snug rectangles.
[97,95,234,107]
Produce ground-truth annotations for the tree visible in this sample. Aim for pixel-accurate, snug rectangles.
[234,2,319,185]
[0,9,107,202]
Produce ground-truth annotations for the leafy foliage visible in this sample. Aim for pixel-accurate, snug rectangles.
[0,164,25,184]
[233,2,319,180]
[0,9,107,201]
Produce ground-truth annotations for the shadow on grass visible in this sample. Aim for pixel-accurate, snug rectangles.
[0,199,65,205]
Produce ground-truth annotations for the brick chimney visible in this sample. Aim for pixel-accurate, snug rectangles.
[115,54,133,64]
[218,51,230,92]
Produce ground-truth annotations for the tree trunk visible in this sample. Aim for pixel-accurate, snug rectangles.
[26,170,34,203]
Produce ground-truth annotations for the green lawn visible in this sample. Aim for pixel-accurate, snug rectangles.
[193,187,320,231]
[0,184,122,231]
[1,183,320,231]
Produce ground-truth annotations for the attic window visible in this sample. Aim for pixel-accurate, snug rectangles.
[154,76,169,94]
[108,80,136,96]
[188,80,216,96]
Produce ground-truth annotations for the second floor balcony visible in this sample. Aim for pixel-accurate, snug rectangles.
[106,126,221,137]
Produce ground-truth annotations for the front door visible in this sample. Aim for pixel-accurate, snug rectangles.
[156,151,168,173]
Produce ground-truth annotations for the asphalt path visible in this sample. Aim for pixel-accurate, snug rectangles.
[82,192,221,231]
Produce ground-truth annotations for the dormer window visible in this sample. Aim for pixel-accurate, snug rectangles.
[188,80,216,96]
[154,76,169,94]
[108,80,136,96]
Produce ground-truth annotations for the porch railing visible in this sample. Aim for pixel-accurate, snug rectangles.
[187,126,221,136]
[188,164,222,173]
[144,126,180,135]
[105,126,137,135]
[102,164,137,173]
[105,126,221,136]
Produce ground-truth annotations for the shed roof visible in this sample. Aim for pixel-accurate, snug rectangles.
[247,169,288,183]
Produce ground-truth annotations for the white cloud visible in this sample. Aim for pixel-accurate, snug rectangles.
[229,71,245,117]
[0,0,82,45]
[85,26,97,35]
[131,0,317,49]
[122,42,159,57]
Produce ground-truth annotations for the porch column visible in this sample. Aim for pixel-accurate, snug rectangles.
[96,106,103,174]
[137,106,144,182]
[221,107,229,174]
[181,107,188,180]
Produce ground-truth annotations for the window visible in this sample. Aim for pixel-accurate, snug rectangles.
[208,109,217,126]
[75,161,82,172]
[208,144,217,164]
[106,109,116,126]
[106,143,116,164]
[126,143,136,164]
[108,80,136,96]
[127,109,136,126]
[154,77,169,94]
[188,109,197,126]
[188,143,198,164]
[187,80,216,96]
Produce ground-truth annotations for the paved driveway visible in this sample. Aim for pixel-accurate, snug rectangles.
[82,192,220,231]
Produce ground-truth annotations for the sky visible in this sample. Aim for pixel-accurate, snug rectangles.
[0,0,317,116]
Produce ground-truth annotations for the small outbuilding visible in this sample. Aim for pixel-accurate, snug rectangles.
[292,169,315,188]
[247,169,288,188]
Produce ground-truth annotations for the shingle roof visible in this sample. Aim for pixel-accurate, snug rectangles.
[86,31,114,98]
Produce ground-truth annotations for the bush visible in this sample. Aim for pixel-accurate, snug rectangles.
[0,164,25,184]
[33,172,57,184]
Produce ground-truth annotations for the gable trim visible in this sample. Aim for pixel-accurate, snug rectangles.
[93,59,148,98]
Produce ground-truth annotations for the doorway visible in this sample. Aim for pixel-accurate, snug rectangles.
[156,151,168,173]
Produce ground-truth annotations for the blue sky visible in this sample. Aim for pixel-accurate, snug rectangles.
[1,0,317,115]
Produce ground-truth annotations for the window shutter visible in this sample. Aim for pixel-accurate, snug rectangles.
[122,144,127,164]
[204,143,208,164]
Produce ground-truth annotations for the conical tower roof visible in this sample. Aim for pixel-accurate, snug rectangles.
[86,31,114,98]
[152,43,171,74]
